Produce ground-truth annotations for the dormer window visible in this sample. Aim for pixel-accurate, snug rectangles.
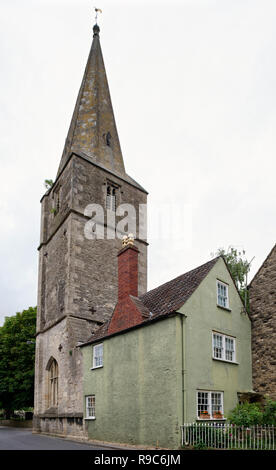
[106,185,116,212]
[217,280,229,309]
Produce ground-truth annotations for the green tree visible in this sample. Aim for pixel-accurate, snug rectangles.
[262,399,276,425]
[228,402,263,427]
[228,400,276,426]
[211,246,253,308]
[0,307,36,418]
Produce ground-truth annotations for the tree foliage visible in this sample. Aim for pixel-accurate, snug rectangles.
[228,402,263,426]
[262,399,276,425]
[0,307,36,417]
[211,246,252,307]
[228,400,276,426]
[44,179,54,190]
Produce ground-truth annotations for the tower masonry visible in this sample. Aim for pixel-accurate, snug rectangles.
[33,23,148,437]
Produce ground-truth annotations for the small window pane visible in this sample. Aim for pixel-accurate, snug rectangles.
[86,396,95,418]
[212,332,235,362]
[93,344,103,368]
[213,334,223,359]
[197,391,224,419]
[197,392,209,417]
[217,281,229,308]
[211,393,223,416]
[225,337,234,362]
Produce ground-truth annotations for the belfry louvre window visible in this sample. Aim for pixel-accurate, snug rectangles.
[86,395,95,419]
[212,332,236,363]
[49,359,59,406]
[217,280,229,308]
[93,343,103,368]
[197,391,224,419]
[106,185,116,212]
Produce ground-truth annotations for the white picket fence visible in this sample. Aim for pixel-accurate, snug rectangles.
[181,423,275,450]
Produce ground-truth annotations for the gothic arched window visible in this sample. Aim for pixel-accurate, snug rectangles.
[106,185,116,212]
[48,358,59,407]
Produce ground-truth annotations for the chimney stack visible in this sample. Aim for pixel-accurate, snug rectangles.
[108,235,144,336]
[117,235,139,301]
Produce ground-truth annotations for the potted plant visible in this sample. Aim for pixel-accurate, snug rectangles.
[199,411,211,419]
[213,410,223,419]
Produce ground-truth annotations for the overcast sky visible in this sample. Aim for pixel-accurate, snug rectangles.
[0,0,275,326]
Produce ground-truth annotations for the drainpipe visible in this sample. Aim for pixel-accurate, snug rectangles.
[177,312,187,426]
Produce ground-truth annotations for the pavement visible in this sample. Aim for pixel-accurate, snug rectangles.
[0,426,116,450]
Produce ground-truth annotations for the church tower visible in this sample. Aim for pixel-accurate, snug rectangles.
[33,23,148,437]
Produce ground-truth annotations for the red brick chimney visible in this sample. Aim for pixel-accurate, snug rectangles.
[108,236,144,335]
[118,244,139,301]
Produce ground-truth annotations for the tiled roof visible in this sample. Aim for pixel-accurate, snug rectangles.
[129,295,151,319]
[86,320,111,343]
[80,257,219,347]
[140,257,219,316]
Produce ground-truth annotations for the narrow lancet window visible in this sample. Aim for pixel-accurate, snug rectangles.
[48,359,59,407]
[106,185,116,212]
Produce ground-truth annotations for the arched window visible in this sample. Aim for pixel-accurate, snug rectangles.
[106,185,116,212]
[48,358,58,407]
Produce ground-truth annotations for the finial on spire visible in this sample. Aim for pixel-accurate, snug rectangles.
[93,7,102,36]
[94,7,102,24]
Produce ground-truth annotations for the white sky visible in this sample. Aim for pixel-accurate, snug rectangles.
[0,0,275,326]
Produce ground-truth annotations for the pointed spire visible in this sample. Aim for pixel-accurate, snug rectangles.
[57,24,125,177]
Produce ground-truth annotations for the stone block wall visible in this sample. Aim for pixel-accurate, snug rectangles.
[35,154,148,437]
[249,245,276,399]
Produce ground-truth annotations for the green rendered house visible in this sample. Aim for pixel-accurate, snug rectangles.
[80,242,253,449]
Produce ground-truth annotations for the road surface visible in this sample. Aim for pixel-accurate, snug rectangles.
[0,426,114,450]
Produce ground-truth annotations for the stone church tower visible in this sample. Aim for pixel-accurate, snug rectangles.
[33,24,148,436]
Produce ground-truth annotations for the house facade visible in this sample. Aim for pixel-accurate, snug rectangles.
[80,242,252,449]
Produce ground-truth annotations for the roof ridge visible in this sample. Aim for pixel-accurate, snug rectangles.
[140,256,219,301]
[80,257,220,346]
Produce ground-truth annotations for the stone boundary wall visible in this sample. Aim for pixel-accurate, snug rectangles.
[0,420,33,428]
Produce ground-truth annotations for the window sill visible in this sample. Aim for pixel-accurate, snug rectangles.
[217,304,232,312]
[212,358,239,365]
[197,418,226,422]
[90,366,103,371]
[84,417,96,421]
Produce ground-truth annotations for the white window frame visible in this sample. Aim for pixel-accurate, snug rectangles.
[217,280,229,309]
[92,343,103,369]
[197,391,224,420]
[86,395,95,420]
[212,332,236,363]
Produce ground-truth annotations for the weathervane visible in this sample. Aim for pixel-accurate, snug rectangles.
[94,7,102,24]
